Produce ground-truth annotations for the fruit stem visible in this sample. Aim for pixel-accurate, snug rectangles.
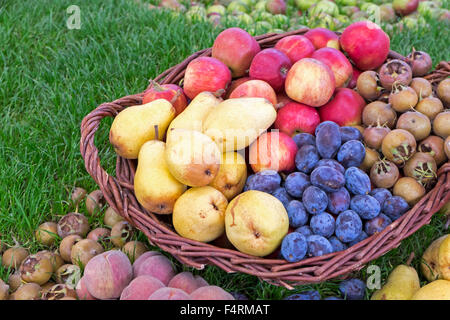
[154,125,159,141]
[213,89,225,98]
[406,252,415,266]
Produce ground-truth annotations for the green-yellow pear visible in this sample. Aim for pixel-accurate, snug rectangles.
[203,97,277,152]
[421,234,450,281]
[109,99,175,159]
[173,186,228,242]
[225,190,289,257]
[165,128,221,187]
[209,152,247,201]
[134,140,186,214]
[411,280,450,300]
[371,264,420,300]
[167,91,222,135]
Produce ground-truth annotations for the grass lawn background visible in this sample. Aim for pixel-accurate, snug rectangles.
[0,0,448,299]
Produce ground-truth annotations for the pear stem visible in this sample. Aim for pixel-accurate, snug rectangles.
[406,252,415,266]
[154,125,159,141]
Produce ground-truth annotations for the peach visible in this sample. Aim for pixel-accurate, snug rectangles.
[83,250,133,300]
[311,48,353,88]
[76,276,97,300]
[132,251,162,276]
[168,272,208,294]
[134,254,176,285]
[229,80,277,106]
[148,287,192,300]
[190,285,235,300]
[183,57,231,100]
[212,28,261,78]
[340,21,390,71]
[275,35,315,63]
[304,28,340,50]
[120,275,165,300]
[285,58,336,107]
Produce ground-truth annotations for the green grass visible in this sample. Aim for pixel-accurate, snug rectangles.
[0,0,448,300]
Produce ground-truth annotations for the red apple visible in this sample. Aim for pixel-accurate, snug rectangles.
[183,56,232,99]
[266,0,287,14]
[225,77,251,99]
[318,88,366,126]
[229,79,277,106]
[212,28,261,78]
[340,21,390,71]
[285,58,336,107]
[274,102,320,136]
[143,82,188,115]
[304,28,340,50]
[249,131,298,173]
[274,35,315,64]
[393,0,419,16]
[347,67,362,89]
[249,48,292,92]
[276,91,293,109]
[311,48,352,88]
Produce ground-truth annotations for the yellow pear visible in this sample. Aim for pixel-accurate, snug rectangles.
[134,140,186,214]
[109,99,175,159]
[225,190,289,257]
[421,234,450,281]
[165,128,221,187]
[167,91,222,135]
[411,280,450,300]
[203,97,277,152]
[173,186,228,242]
[371,264,420,300]
[209,152,247,201]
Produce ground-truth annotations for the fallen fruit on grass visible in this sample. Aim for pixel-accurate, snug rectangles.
[142,82,188,116]
[304,27,340,50]
[59,234,82,262]
[134,254,176,285]
[75,276,97,300]
[371,262,420,300]
[103,207,124,228]
[318,88,365,126]
[190,285,235,300]
[19,254,53,285]
[56,264,82,289]
[381,129,417,165]
[111,221,134,248]
[212,27,261,78]
[109,100,175,159]
[167,91,222,133]
[393,0,419,16]
[149,287,192,300]
[0,279,9,300]
[87,227,111,244]
[35,222,58,246]
[1,246,29,269]
[70,187,87,205]
[433,111,450,138]
[225,190,289,257]
[203,97,277,152]
[168,272,208,294]
[57,212,90,238]
[274,35,315,63]
[209,151,247,201]
[249,48,292,92]
[411,280,450,300]
[8,271,22,292]
[120,275,165,300]
[249,131,298,173]
[83,250,133,300]
[71,239,104,268]
[122,241,148,262]
[10,283,41,300]
[173,186,228,242]
[393,177,425,206]
[36,250,64,273]
[165,128,221,187]
[42,284,77,300]
[421,234,450,281]
[340,21,390,71]
[229,79,277,106]
[134,140,186,214]
[183,56,231,100]
[379,59,413,90]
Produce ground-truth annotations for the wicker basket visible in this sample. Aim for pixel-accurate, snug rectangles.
[80,28,450,289]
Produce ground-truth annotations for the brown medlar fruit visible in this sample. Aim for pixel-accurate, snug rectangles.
[1,246,29,269]
[370,160,400,188]
[42,284,77,300]
[111,221,134,248]
[59,234,82,262]
[56,264,82,289]
[19,254,53,285]
[57,212,90,238]
[381,129,417,166]
[35,222,58,246]
[396,111,431,141]
[379,59,412,90]
[418,135,447,166]
[70,239,104,268]
[85,190,106,215]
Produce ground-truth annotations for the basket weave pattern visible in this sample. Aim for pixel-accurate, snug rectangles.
[80,29,450,288]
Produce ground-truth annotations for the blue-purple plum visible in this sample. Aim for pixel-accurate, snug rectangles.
[350,195,381,220]
[348,231,368,246]
[315,121,342,159]
[337,140,366,168]
[292,133,316,148]
[303,186,328,214]
[295,225,313,237]
[315,159,345,174]
[339,279,366,300]
[281,232,308,262]
[344,167,371,195]
[244,170,281,193]
[335,210,362,243]
[369,188,392,207]
[310,212,335,238]
[382,196,409,221]
[285,172,310,198]
[295,145,320,174]
[287,200,309,228]
[365,214,392,236]
[340,126,363,143]
[284,290,321,300]
[327,187,351,215]
[271,187,292,209]
[329,236,348,253]
[310,166,345,193]
[307,235,333,257]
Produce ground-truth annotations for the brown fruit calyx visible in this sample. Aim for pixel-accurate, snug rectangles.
[42,284,77,300]
[379,59,412,90]
[391,143,415,166]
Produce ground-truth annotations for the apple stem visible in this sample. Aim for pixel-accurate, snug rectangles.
[170,90,181,105]
[150,80,164,92]
[154,125,159,141]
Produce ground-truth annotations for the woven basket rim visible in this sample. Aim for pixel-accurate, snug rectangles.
[80,28,450,288]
